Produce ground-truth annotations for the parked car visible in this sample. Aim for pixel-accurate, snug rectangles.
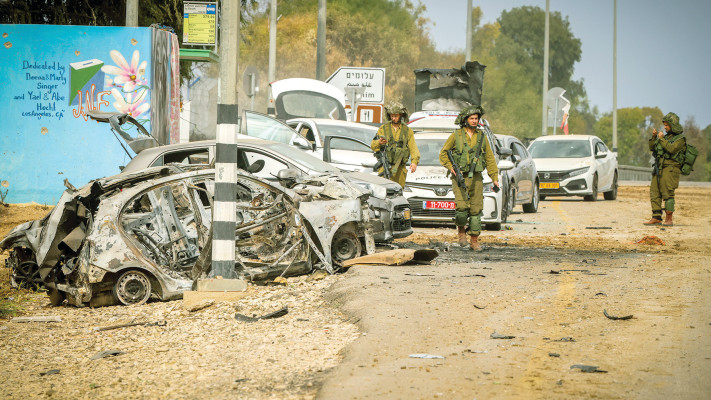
[495,134,540,215]
[0,166,387,307]
[405,111,514,230]
[285,117,378,172]
[527,135,618,201]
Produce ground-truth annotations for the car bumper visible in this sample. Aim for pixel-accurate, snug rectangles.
[538,173,593,196]
[406,193,499,223]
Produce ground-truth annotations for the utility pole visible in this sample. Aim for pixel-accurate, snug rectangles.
[211,0,241,281]
[267,0,277,114]
[612,0,618,152]
[126,0,138,26]
[465,0,472,62]
[316,0,326,80]
[541,0,550,136]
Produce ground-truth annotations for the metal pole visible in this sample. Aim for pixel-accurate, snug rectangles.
[541,0,550,136]
[553,97,559,135]
[316,0,327,80]
[612,0,618,152]
[125,0,138,26]
[267,0,277,115]
[465,0,472,62]
[211,0,240,279]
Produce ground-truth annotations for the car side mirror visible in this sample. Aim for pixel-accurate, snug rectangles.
[595,152,607,159]
[276,168,300,188]
[497,160,514,171]
[293,136,312,151]
[498,148,513,157]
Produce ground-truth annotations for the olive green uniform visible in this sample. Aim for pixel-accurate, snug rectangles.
[439,127,498,235]
[370,122,420,188]
[649,132,685,218]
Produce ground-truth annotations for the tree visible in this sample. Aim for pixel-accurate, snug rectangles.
[593,107,663,166]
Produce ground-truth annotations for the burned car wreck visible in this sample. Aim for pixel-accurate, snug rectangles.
[1,166,380,307]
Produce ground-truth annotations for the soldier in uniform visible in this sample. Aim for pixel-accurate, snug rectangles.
[644,112,686,227]
[439,105,499,251]
[370,101,420,188]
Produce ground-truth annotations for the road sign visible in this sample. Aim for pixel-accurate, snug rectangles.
[183,2,217,46]
[327,67,385,103]
[346,104,383,123]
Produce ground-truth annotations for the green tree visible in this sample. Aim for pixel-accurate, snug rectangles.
[681,118,710,181]
[594,107,663,166]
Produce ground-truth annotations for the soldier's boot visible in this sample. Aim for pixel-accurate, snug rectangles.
[662,211,674,227]
[457,226,468,247]
[469,234,482,252]
[643,215,662,225]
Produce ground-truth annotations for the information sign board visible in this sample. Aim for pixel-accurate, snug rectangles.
[183,2,217,46]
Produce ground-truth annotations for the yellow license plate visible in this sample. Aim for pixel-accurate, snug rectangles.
[404,209,411,219]
[540,182,560,189]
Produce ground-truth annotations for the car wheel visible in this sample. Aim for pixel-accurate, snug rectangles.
[502,183,515,223]
[112,270,152,306]
[523,180,539,213]
[603,171,618,200]
[485,223,501,231]
[583,174,598,201]
[332,231,362,265]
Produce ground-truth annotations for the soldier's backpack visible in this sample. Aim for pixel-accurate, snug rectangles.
[681,142,698,175]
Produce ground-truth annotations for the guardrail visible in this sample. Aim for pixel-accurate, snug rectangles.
[619,165,652,181]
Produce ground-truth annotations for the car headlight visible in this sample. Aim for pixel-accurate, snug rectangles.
[567,167,590,178]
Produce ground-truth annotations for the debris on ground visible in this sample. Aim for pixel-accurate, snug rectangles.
[342,249,438,267]
[603,309,634,320]
[186,299,215,312]
[235,306,289,323]
[552,337,576,342]
[570,364,608,373]
[635,235,665,245]
[92,320,167,332]
[409,354,445,359]
[473,304,487,310]
[39,369,60,376]
[11,316,61,323]
[490,332,516,339]
[90,350,125,360]
[585,226,612,229]
[549,352,560,357]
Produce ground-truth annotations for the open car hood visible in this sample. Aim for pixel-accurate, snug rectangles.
[270,78,347,121]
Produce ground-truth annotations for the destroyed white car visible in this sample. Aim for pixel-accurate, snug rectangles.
[1,166,384,307]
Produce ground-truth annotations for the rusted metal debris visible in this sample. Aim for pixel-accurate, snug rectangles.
[235,306,289,323]
[603,309,634,320]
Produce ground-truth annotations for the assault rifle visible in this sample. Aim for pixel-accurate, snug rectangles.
[373,148,393,180]
[446,149,468,202]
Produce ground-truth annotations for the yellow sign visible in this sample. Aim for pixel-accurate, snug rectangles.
[183,2,217,46]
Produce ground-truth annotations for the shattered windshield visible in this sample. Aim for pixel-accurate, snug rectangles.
[528,140,592,158]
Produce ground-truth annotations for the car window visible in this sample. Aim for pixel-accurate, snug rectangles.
[280,92,345,120]
[245,111,299,144]
[327,136,371,152]
[317,124,376,145]
[415,138,447,166]
[528,140,592,158]
[512,142,528,159]
[595,142,607,154]
[156,149,210,167]
[238,149,289,179]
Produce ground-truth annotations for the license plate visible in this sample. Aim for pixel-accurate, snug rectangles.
[404,209,411,219]
[539,182,560,189]
[423,200,456,210]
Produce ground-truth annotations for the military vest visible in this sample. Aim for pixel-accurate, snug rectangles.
[653,133,686,164]
[453,128,486,176]
[383,123,411,170]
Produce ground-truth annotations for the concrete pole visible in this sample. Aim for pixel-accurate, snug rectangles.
[612,0,618,152]
[126,0,138,26]
[541,0,550,136]
[316,0,326,80]
[465,0,472,62]
[211,0,240,280]
[267,0,277,114]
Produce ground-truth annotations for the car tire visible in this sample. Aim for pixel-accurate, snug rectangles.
[332,231,362,265]
[486,223,501,231]
[523,180,539,213]
[502,182,515,223]
[112,270,152,306]
[583,174,598,202]
[603,171,618,200]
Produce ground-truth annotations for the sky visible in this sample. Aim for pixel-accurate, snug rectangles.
[418,0,711,129]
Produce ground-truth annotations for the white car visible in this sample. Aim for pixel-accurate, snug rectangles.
[406,111,514,230]
[527,135,618,201]
[495,134,539,215]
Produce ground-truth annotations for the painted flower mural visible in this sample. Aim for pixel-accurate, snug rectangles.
[101,49,151,130]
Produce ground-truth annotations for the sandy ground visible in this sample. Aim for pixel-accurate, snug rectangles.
[1,185,710,399]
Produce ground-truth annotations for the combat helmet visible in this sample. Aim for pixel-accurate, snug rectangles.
[455,105,485,127]
[384,100,408,122]
[662,112,683,134]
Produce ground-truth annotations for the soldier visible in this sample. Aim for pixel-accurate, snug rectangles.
[370,101,420,188]
[644,112,686,227]
[439,105,499,251]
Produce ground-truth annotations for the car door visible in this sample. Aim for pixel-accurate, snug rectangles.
[593,140,613,189]
[321,136,375,172]
[511,141,533,203]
